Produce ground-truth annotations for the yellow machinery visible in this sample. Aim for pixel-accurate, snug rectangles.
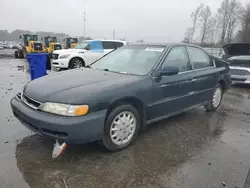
[64,37,78,49]
[14,34,46,58]
[44,36,62,57]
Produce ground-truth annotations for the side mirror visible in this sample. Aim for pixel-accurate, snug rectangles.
[19,36,22,39]
[159,66,179,76]
[41,38,43,41]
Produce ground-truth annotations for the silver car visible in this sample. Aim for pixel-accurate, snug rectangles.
[223,43,250,84]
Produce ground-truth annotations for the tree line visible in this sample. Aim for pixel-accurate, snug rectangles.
[183,0,250,47]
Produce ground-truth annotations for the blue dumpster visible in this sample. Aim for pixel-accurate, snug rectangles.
[26,53,48,80]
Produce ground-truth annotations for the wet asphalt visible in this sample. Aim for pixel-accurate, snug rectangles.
[1,58,250,188]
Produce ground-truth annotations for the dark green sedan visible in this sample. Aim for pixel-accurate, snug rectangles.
[11,43,231,152]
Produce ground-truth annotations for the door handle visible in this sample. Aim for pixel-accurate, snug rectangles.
[190,78,197,82]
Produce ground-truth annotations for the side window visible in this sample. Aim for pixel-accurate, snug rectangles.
[162,46,191,72]
[102,41,115,49]
[114,42,124,49]
[89,41,103,52]
[187,47,213,69]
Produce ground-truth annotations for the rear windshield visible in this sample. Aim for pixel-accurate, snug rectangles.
[91,45,165,75]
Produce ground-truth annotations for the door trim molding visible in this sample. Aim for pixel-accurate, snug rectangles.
[146,101,208,124]
[147,88,213,107]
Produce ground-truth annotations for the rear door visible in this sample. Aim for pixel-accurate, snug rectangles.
[186,46,218,104]
[148,45,196,121]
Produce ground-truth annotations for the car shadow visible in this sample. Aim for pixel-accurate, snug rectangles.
[15,108,227,188]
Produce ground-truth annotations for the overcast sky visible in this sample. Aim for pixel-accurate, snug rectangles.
[1,0,249,42]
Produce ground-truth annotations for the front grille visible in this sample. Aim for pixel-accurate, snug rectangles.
[54,44,62,50]
[33,43,43,51]
[21,93,41,109]
[230,69,250,76]
[52,53,59,60]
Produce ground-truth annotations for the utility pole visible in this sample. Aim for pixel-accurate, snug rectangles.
[84,0,86,37]
[113,30,115,40]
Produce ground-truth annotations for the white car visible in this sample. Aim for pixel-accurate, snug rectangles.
[223,43,250,84]
[52,40,126,69]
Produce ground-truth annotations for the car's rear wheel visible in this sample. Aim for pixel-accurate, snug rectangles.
[204,84,223,111]
[102,104,140,151]
[69,57,84,69]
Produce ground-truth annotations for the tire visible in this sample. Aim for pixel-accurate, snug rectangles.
[46,55,51,70]
[19,50,24,59]
[14,51,18,58]
[69,57,84,69]
[204,84,223,111]
[102,104,141,151]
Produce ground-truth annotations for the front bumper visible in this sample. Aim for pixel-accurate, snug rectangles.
[11,96,107,144]
[230,66,250,84]
[52,58,70,68]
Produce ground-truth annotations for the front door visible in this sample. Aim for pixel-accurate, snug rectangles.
[147,46,196,121]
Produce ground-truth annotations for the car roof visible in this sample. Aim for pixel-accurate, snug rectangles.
[83,39,126,43]
[126,43,202,48]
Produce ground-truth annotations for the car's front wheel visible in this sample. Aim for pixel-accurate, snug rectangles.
[102,104,140,151]
[69,57,84,69]
[204,84,223,111]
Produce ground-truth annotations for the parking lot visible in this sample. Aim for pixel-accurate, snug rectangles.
[1,57,250,188]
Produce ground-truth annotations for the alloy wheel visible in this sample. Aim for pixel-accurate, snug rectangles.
[73,59,82,68]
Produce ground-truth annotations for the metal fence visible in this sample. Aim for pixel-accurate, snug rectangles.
[203,48,224,58]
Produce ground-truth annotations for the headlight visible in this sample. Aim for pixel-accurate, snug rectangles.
[39,102,89,116]
[59,54,71,59]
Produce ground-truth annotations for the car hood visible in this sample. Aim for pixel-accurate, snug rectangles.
[223,43,250,57]
[23,68,140,103]
[228,55,250,61]
[53,49,86,54]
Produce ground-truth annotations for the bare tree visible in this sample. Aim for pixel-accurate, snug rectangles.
[190,4,204,43]
[200,6,212,43]
[241,4,250,41]
[183,27,193,43]
[206,18,218,44]
[217,0,243,44]
[217,0,230,45]
[225,0,243,43]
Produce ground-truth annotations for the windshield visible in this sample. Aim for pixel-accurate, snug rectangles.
[26,35,38,41]
[91,46,165,75]
[74,42,89,49]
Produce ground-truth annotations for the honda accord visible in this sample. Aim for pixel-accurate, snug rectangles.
[11,43,231,152]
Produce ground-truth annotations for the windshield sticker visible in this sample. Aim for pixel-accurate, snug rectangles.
[145,47,164,52]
